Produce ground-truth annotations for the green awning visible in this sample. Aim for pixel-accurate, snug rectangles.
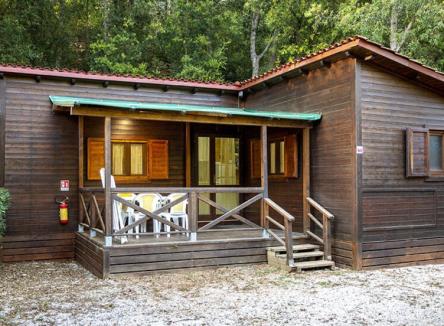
[49,95,321,121]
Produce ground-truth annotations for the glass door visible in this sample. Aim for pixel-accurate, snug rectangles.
[196,135,240,220]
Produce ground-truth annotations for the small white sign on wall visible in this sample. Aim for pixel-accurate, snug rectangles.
[356,146,364,154]
[60,180,70,192]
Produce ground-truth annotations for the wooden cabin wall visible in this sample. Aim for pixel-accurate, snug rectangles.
[358,62,444,269]
[245,58,357,267]
[83,117,186,187]
[0,75,237,262]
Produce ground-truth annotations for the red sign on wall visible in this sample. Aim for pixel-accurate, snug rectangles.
[60,180,70,192]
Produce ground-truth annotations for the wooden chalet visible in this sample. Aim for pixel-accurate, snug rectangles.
[1,36,444,277]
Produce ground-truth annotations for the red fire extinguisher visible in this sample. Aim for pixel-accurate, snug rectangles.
[55,196,69,225]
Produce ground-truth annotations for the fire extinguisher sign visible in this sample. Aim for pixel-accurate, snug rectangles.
[60,180,70,192]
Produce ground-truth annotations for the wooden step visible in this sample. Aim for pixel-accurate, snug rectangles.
[292,260,335,272]
[276,250,324,260]
[267,244,319,253]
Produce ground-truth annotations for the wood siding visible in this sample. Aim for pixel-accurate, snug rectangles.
[246,58,357,267]
[1,75,237,262]
[359,63,444,268]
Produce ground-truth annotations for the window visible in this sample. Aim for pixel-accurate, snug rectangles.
[429,132,444,175]
[269,139,285,175]
[87,138,168,182]
[111,140,147,178]
[249,134,298,179]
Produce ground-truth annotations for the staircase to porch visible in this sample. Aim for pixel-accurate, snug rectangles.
[263,197,335,272]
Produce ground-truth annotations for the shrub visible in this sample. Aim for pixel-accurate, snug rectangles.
[0,188,10,237]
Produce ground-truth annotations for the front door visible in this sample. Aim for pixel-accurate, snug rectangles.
[195,134,240,222]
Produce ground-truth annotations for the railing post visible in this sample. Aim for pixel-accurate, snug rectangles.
[104,116,113,246]
[78,116,84,233]
[261,125,269,238]
[323,214,332,260]
[302,128,310,234]
[284,217,294,267]
[189,191,198,241]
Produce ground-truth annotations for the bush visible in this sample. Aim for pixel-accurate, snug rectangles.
[0,188,10,237]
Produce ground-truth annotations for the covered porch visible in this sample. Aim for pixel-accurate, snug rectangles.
[51,96,333,276]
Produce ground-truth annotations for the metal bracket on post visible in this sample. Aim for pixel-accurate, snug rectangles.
[190,232,197,242]
[89,229,97,238]
[261,229,270,238]
[104,236,113,247]
[78,224,84,233]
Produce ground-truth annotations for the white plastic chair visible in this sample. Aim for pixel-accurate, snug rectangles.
[100,168,135,243]
[133,193,163,238]
[160,193,189,237]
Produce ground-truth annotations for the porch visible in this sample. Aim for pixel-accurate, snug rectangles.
[51,96,334,277]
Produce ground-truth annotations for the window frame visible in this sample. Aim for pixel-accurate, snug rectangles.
[268,137,286,177]
[428,130,444,177]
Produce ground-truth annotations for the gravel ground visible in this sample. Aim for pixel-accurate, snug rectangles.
[0,261,443,326]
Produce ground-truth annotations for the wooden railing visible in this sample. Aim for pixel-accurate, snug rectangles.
[79,187,264,240]
[79,188,105,235]
[305,197,334,260]
[263,197,295,267]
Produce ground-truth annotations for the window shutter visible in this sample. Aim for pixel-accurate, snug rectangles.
[249,139,261,179]
[148,140,169,179]
[285,134,298,178]
[406,128,429,177]
[87,138,104,180]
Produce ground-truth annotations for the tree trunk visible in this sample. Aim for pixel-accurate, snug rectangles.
[250,11,260,77]
[249,10,276,78]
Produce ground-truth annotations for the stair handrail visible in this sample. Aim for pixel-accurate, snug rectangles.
[305,197,334,261]
[263,197,295,267]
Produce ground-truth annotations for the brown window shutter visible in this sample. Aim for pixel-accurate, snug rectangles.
[87,138,104,180]
[285,134,298,178]
[406,128,429,177]
[148,140,169,179]
[250,139,261,179]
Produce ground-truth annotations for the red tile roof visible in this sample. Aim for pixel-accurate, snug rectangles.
[1,36,443,93]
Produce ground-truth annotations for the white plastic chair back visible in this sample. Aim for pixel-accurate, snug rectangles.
[135,193,162,213]
[167,193,188,214]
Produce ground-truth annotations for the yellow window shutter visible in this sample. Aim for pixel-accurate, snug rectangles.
[285,134,298,178]
[87,138,104,180]
[148,140,169,179]
[249,139,261,179]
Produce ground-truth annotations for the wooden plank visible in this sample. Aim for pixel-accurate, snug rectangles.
[110,238,289,256]
[112,187,264,193]
[2,251,74,262]
[302,127,310,233]
[78,116,84,226]
[110,255,266,273]
[110,247,266,265]
[362,244,444,259]
[185,122,191,187]
[2,245,73,256]
[104,116,112,235]
[264,198,295,221]
[362,237,444,251]
[0,77,5,186]
[70,106,313,129]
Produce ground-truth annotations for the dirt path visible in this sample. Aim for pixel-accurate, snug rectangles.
[0,261,443,325]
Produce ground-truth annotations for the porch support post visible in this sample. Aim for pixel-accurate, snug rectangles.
[261,125,269,238]
[185,122,191,187]
[78,116,84,233]
[104,116,112,246]
[302,127,311,234]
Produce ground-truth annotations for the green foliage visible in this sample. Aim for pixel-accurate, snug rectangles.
[0,0,442,81]
[0,188,10,237]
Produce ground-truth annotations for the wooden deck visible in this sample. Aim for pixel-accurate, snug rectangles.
[75,227,307,278]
